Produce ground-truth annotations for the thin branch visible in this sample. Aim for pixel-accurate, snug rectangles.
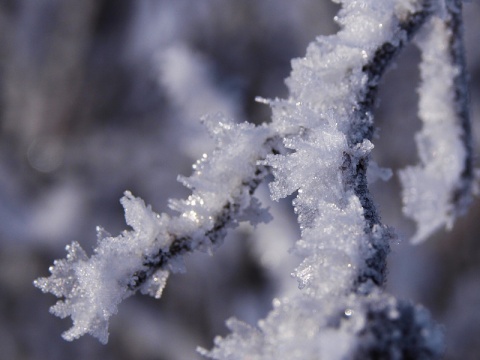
[343,2,433,289]
[34,119,282,343]
[128,162,273,290]
[446,0,474,211]
[399,0,474,243]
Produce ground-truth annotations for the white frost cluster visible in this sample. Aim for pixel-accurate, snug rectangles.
[263,104,373,296]
[34,193,170,343]
[201,290,444,360]
[35,116,274,343]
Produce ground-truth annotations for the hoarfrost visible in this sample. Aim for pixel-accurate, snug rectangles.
[204,0,460,358]
[35,114,276,343]
[34,192,169,343]
[400,3,473,243]
[201,291,443,360]
[36,0,473,357]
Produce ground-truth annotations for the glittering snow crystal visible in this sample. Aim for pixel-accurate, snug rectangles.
[34,192,169,343]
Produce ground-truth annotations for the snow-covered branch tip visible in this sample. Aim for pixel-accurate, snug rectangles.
[34,116,283,343]
[36,0,473,357]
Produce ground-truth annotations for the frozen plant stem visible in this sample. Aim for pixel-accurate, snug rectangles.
[34,117,281,343]
[36,0,473,358]
[447,0,473,198]
[400,0,474,243]
[127,138,280,291]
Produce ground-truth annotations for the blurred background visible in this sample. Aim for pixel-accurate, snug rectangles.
[0,1,478,359]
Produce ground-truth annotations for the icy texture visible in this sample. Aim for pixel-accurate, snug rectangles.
[36,0,470,356]
[35,116,274,343]
[199,295,363,360]
[203,0,445,359]
[267,0,402,296]
[34,193,169,343]
[201,291,444,360]
[400,8,471,243]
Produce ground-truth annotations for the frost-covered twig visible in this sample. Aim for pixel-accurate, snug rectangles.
[36,0,473,357]
[203,1,447,358]
[35,116,281,343]
[400,0,474,243]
